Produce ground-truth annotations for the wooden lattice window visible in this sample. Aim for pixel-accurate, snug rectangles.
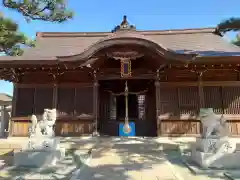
[34,87,53,115]
[109,94,117,120]
[203,87,222,114]
[178,87,199,116]
[57,87,75,116]
[222,87,240,115]
[138,95,145,120]
[159,87,179,117]
[75,87,93,116]
[15,87,35,116]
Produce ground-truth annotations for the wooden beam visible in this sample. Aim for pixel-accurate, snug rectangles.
[32,87,36,114]
[97,74,155,80]
[52,84,58,109]
[1,105,5,137]
[155,79,161,136]
[160,81,240,87]
[73,87,77,115]
[16,83,93,88]
[197,72,205,108]
[11,83,18,117]
[93,71,99,136]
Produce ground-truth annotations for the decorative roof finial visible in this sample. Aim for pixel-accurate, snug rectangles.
[112,15,136,32]
[121,15,128,26]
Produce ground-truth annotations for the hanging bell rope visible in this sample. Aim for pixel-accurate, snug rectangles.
[123,80,131,134]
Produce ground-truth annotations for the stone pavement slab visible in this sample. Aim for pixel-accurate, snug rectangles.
[0,148,91,180]
[224,172,240,180]
[77,145,178,180]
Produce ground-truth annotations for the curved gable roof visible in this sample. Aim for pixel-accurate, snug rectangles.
[22,27,240,59]
[0,27,240,64]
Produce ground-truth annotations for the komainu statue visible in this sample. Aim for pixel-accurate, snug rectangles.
[191,108,239,169]
[29,109,57,137]
[15,109,65,168]
[199,108,228,138]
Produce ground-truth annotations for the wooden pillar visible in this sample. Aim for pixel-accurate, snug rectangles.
[197,72,205,108]
[9,83,18,137]
[1,105,5,137]
[11,83,18,117]
[52,84,58,109]
[155,69,161,136]
[32,87,36,114]
[93,71,99,136]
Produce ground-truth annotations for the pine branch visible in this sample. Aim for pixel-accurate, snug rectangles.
[2,0,73,22]
[217,18,240,33]
[0,0,73,56]
[0,14,35,56]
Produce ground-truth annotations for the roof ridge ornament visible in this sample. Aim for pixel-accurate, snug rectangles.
[112,15,136,32]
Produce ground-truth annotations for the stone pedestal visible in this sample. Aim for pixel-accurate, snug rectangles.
[191,137,238,168]
[14,137,65,168]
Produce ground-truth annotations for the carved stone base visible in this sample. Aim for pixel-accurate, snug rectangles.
[25,137,61,150]
[191,150,240,169]
[192,137,237,168]
[195,137,233,153]
[14,148,65,168]
[14,137,65,168]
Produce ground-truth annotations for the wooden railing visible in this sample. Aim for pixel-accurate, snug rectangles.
[10,116,94,137]
[158,118,240,137]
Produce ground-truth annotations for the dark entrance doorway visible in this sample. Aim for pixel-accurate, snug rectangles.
[98,79,157,136]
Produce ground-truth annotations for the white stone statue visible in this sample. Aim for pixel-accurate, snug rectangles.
[29,109,57,137]
[199,108,228,138]
[191,108,239,169]
[16,108,65,168]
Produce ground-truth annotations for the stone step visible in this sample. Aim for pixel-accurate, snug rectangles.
[110,142,179,152]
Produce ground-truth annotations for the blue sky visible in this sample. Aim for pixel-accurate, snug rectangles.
[0,0,240,95]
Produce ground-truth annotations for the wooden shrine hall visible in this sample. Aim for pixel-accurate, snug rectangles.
[1,16,240,137]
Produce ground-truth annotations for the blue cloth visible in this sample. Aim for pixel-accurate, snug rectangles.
[119,122,136,136]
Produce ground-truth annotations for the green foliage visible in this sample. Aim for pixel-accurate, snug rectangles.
[1,0,73,56]
[3,0,73,22]
[217,18,240,47]
[217,18,240,33]
[231,34,240,47]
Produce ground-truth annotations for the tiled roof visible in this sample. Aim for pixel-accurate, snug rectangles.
[0,93,12,102]
[22,28,240,58]
[1,27,240,63]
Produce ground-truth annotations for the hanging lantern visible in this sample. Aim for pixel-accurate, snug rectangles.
[121,59,132,78]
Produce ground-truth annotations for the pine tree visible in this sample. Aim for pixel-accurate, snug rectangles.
[232,34,240,47]
[1,0,73,56]
[217,18,240,33]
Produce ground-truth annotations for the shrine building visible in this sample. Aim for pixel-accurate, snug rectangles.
[1,16,240,137]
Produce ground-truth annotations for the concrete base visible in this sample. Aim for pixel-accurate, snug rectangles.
[14,137,65,168]
[24,137,61,150]
[194,137,231,153]
[14,148,65,168]
[191,137,238,169]
[191,149,240,169]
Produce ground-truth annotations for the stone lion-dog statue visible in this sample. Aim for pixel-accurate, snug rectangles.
[29,109,57,137]
[199,108,228,138]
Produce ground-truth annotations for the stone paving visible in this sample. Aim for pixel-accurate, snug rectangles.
[0,136,237,180]
[0,148,91,180]
[77,150,178,180]
[76,138,180,180]
[76,137,234,180]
